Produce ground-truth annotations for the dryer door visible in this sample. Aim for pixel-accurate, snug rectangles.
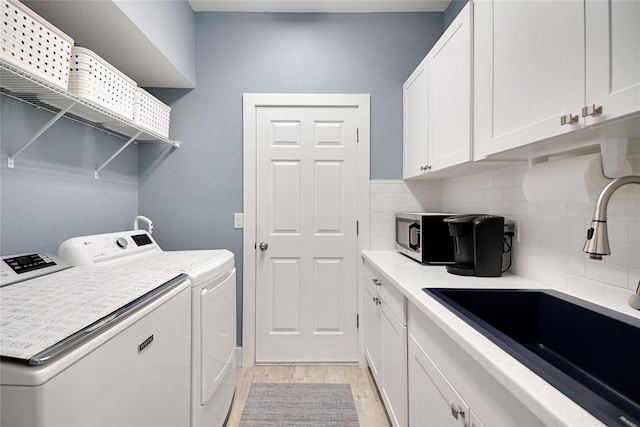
[200,269,236,405]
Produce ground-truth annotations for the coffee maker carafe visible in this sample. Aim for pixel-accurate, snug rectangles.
[444,215,504,277]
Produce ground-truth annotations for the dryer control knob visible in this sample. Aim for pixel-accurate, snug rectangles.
[116,237,128,249]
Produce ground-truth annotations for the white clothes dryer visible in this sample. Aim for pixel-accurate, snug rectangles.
[59,230,237,427]
[0,254,192,427]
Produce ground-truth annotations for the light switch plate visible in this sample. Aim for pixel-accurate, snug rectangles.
[234,213,244,229]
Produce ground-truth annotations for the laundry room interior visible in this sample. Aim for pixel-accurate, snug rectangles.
[1,0,639,426]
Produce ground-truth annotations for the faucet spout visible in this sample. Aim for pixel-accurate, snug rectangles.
[583,175,640,259]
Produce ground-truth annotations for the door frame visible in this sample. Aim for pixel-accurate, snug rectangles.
[242,93,370,367]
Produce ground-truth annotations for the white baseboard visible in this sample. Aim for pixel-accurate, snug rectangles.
[235,347,243,367]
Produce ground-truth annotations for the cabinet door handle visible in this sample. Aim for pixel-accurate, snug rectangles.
[582,104,603,117]
[560,113,579,126]
[372,278,382,287]
[450,404,465,420]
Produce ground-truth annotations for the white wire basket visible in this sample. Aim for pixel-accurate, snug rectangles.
[68,46,136,120]
[0,0,73,90]
[134,88,171,138]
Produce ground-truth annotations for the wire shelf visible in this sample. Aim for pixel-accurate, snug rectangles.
[0,61,180,146]
[1,60,179,177]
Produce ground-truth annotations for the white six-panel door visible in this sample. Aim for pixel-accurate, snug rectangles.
[254,105,359,363]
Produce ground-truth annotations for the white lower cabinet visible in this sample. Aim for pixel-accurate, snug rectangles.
[408,303,543,426]
[363,260,407,427]
[408,334,470,427]
[364,257,546,427]
[364,281,381,379]
[380,304,407,427]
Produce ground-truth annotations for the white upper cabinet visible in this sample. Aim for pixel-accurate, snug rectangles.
[428,3,472,171]
[474,0,640,159]
[584,0,640,126]
[473,0,585,159]
[403,2,472,179]
[403,56,430,179]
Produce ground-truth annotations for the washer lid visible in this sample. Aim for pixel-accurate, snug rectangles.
[0,266,185,363]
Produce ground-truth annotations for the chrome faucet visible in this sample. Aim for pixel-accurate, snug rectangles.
[631,282,640,310]
[583,175,640,259]
[583,175,640,309]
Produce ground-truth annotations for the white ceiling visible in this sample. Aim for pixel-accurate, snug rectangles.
[188,0,452,13]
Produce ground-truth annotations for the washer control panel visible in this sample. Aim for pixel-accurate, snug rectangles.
[1,253,70,287]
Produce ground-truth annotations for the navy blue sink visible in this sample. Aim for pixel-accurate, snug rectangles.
[423,288,640,427]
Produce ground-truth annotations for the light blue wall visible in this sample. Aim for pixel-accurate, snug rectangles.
[444,0,469,29]
[0,10,444,346]
[115,0,197,87]
[139,12,444,344]
[1,97,139,254]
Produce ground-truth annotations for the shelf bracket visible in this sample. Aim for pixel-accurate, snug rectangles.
[95,131,142,179]
[8,101,77,168]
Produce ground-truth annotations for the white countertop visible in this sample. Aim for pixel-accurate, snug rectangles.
[362,251,640,427]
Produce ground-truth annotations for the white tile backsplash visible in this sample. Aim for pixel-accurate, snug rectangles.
[369,153,640,299]
[368,180,443,250]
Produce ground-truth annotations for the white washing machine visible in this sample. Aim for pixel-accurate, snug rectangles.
[0,253,192,426]
[58,230,237,427]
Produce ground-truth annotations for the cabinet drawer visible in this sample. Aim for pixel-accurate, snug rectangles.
[364,260,406,326]
[381,277,406,326]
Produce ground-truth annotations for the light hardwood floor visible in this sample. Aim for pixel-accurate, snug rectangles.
[225,365,392,426]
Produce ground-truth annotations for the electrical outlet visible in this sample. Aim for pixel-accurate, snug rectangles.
[507,219,520,243]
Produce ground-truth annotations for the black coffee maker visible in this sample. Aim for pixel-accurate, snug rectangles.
[444,215,504,277]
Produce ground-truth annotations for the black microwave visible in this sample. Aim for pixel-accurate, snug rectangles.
[395,213,457,264]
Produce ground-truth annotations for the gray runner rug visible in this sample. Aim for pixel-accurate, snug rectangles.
[239,383,359,427]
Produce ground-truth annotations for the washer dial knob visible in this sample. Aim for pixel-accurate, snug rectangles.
[115,237,128,249]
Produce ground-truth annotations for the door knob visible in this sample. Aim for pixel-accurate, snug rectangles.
[259,242,269,251]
